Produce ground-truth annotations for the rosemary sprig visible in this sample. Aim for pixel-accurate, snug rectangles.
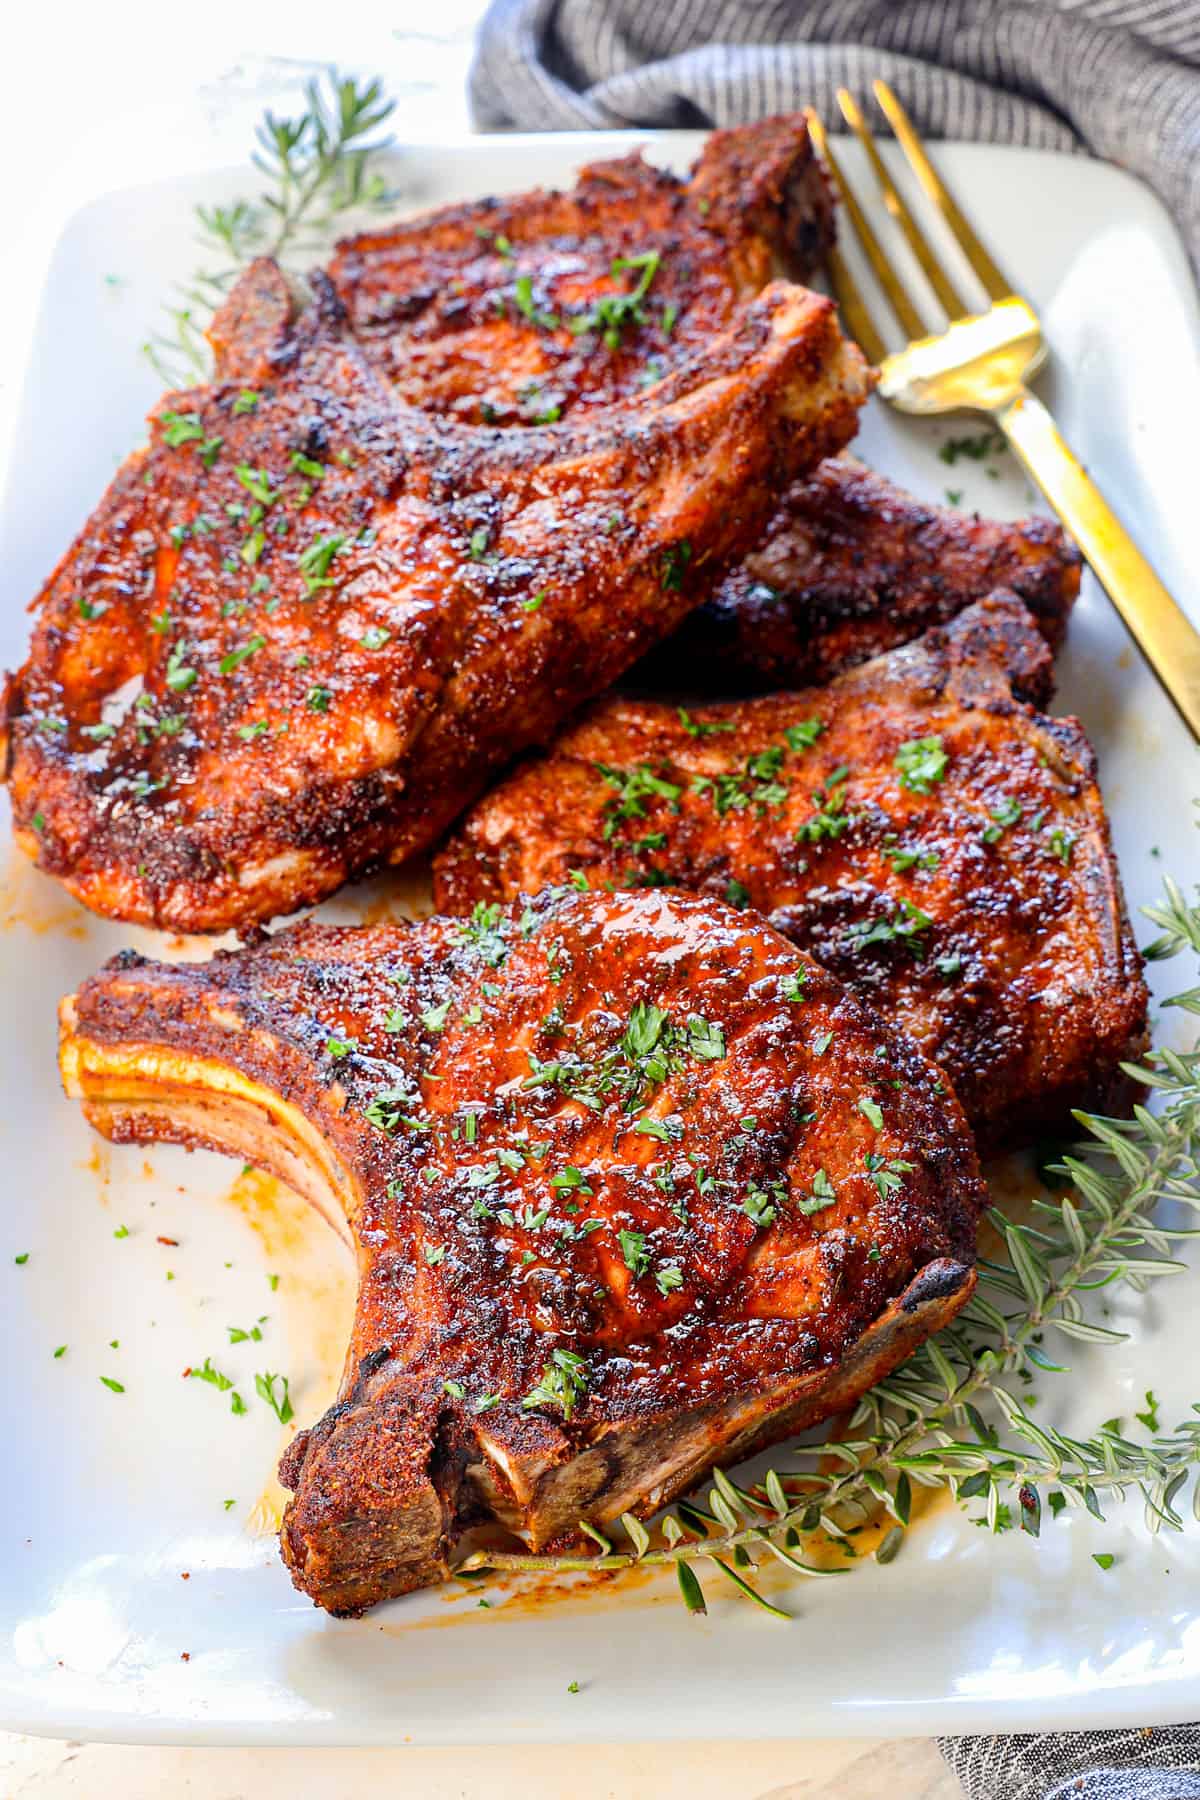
[144,70,396,386]
[458,869,1200,1615]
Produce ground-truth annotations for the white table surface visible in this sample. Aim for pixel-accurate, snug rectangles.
[0,3,961,1791]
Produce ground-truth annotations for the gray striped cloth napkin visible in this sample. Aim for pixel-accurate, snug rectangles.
[469,3,1200,1795]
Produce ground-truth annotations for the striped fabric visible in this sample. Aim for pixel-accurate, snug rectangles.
[470,3,1200,1792]
[469,0,1200,265]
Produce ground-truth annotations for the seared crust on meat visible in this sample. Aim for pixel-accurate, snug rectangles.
[634,458,1082,693]
[329,116,834,424]
[436,595,1148,1149]
[60,888,981,1613]
[2,263,869,932]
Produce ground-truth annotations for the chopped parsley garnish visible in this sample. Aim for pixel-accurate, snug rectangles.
[693,745,789,817]
[847,897,933,953]
[659,541,693,591]
[595,762,682,839]
[235,465,279,506]
[165,641,197,692]
[857,1097,884,1130]
[360,626,391,650]
[14,1252,29,1266]
[864,1153,915,1199]
[781,971,806,1002]
[632,1114,682,1143]
[895,735,948,795]
[161,410,205,447]
[363,1087,422,1134]
[306,685,332,712]
[725,878,750,908]
[232,391,260,415]
[784,718,824,752]
[1048,828,1075,867]
[421,999,452,1033]
[188,1357,234,1392]
[298,532,345,594]
[567,250,661,348]
[677,706,734,739]
[455,900,509,967]
[255,1370,293,1425]
[798,1168,837,1216]
[99,1376,125,1394]
[424,1244,446,1266]
[743,1177,786,1228]
[523,1348,588,1419]
[685,1015,726,1061]
[218,634,265,675]
[520,591,546,612]
[655,1265,684,1296]
[550,1165,592,1194]
[513,274,558,331]
[939,430,1005,465]
[618,1229,650,1278]
[795,766,853,843]
[982,796,1023,843]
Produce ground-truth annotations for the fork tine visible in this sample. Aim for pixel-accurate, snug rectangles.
[806,108,930,343]
[871,80,1010,304]
[804,110,889,361]
[836,88,968,321]
[823,240,888,367]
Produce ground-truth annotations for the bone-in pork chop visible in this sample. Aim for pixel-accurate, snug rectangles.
[60,887,982,1614]
[435,596,1148,1149]
[329,116,834,424]
[2,264,869,932]
[327,125,1079,696]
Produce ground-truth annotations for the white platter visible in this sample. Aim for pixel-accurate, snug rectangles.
[2,131,1199,1747]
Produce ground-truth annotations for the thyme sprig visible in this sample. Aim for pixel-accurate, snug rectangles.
[145,70,396,385]
[458,872,1200,1615]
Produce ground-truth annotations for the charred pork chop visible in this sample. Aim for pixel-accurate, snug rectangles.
[60,888,982,1614]
[329,116,834,425]
[631,458,1081,694]
[435,595,1148,1149]
[2,264,869,932]
[327,124,1079,697]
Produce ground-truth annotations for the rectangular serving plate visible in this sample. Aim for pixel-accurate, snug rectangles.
[1,131,1199,1746]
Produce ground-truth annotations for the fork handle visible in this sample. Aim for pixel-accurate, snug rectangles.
[994,387,1200,740]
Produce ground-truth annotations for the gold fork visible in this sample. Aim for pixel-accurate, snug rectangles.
[806,82,1200,741]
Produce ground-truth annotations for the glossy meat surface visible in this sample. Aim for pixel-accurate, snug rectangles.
[2,262,869,931]
[329,117,834,424]
[633,457,1082,693]
[60,889,982,1612]
[436,596,1148,1148]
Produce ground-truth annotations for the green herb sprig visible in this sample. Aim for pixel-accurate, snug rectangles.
[145,72,396,385]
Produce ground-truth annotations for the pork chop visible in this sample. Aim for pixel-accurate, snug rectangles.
[60,887,982,1614]
[630,457,1081,693]
[329,116,834,424]
[435,595,1148,1149]
[2,264,869,932]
